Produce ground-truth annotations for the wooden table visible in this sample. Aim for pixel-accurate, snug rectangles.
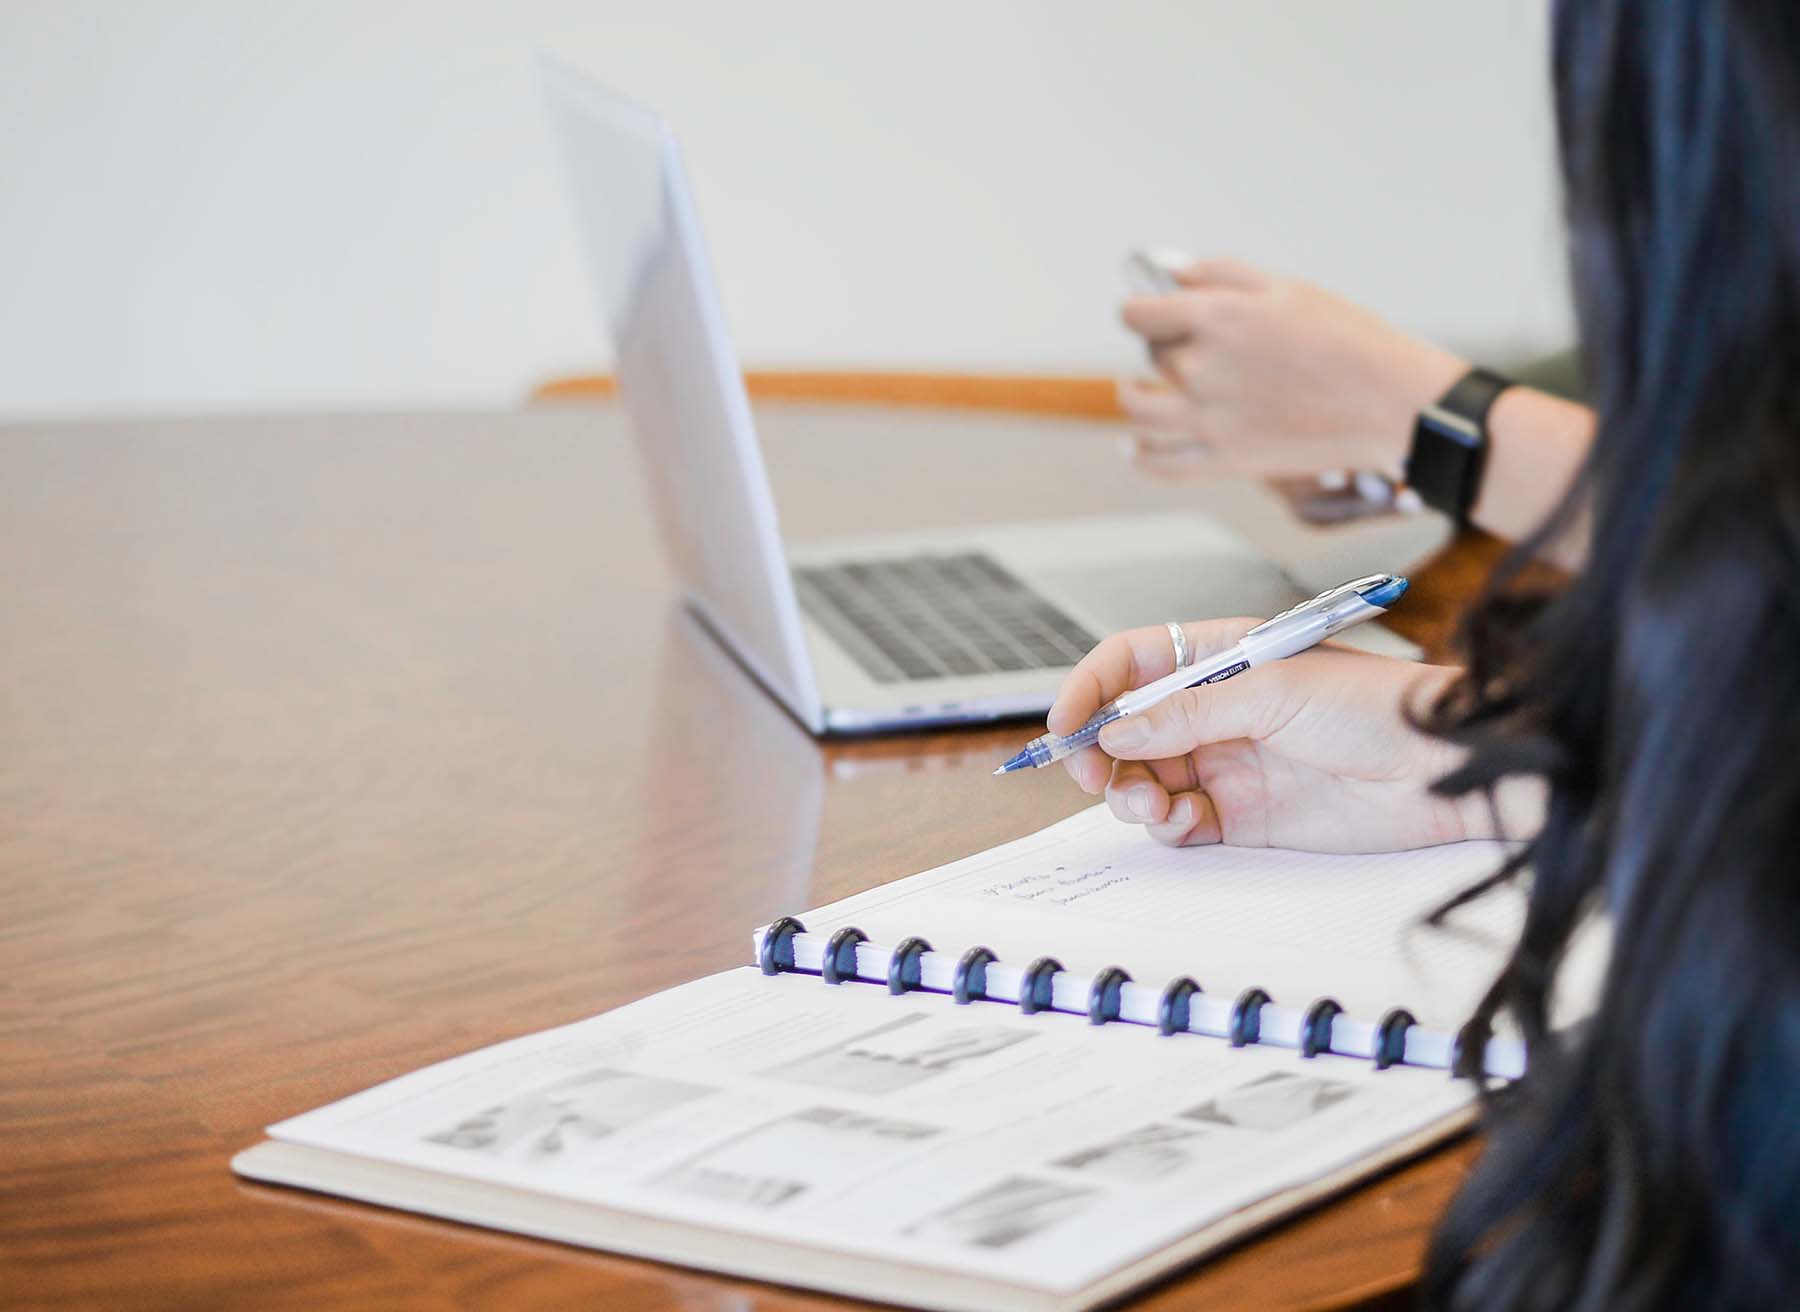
[0,400,1499,1311]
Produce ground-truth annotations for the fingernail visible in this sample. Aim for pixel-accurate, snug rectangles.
[1169,796,1194,827]
[1100,718,1149,751]
[1126,785,1153,820]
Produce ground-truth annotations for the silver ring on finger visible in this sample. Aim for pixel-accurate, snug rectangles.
[1166,621,1192,669]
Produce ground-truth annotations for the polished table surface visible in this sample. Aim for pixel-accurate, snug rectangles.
[0,402,1500,1311]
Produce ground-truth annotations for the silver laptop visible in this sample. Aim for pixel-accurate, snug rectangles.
[539,60,1330,735]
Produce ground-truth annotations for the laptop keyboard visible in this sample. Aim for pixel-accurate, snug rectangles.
[792,552,1099,684]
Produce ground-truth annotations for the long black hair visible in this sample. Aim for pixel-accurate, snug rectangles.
[1421,1,1800,1306]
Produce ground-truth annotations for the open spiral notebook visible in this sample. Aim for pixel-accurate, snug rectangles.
[234,806,1607,1312]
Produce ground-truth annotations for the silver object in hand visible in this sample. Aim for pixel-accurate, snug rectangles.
[1166,620,1192,669]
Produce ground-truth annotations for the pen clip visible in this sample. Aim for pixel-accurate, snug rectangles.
[1242,585,1351,638]
[1242,575,1390,638]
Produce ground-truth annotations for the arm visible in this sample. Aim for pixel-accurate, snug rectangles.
[1469,385,1591,569]
[1116,261,1594,566]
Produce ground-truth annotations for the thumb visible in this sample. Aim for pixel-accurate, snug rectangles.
[1097,669,1287,760]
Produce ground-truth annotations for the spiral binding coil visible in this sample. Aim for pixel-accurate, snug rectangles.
[1374,1007,1416,1070]
[821,927,867,986]
[1018,957,1063,1015]
[1087,966,1131,1025]
[759,916,806,975]
[1158,976,1203,1036]
[1299,997,1343,1059]
[755,918,1486,1077]
[953,946,996,1004]
[1449,1017,1493,1081]
[1229,987,1272,1047]
[887,936,932,995]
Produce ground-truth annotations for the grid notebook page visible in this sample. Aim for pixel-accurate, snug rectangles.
[798,806,1607,1031]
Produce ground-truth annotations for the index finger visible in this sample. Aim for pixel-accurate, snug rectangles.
[1051,616,1261,793]
[1169,257,1267,291]
[1048,616,1262,736]
[1120,291,1216,345]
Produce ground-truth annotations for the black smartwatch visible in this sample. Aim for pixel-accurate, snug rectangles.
[1404,367,1513,522]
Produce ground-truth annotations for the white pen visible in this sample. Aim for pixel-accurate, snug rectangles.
[993,573,1409,774]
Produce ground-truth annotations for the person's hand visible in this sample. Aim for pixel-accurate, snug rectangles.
[1116,260,1468,479]
[1048,617,1484,853]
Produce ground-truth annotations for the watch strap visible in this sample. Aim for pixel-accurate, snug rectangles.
[1438,367,1513,429]
[1404,367,1512,522]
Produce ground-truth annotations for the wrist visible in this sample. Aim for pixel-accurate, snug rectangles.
[1449,771,1548,843]
[1369,344,1469,475]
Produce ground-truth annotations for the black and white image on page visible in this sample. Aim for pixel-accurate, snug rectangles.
[423,1068,713,1164]
[904,1176,1100,1251]
[1050,1122,1208,1184]
[1181,1070,1357,1132]
[758,1013,1037,1096]
[652,1106,943,1211]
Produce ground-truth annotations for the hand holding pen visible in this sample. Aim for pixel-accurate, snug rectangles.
[1004,575,1487,852]
[998,575,1407,773]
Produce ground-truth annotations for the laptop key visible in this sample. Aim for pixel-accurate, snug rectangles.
[793,553,1098,684]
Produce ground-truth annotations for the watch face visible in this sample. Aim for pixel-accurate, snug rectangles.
[1406,407,1485,519]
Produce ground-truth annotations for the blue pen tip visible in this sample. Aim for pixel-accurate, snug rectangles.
[1361,575,1409,609]
[995,750,1032,775]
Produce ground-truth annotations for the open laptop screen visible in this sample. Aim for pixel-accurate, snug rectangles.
[540,58,825,730]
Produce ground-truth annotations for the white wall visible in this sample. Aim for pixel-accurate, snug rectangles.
[0,1,1569,418]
